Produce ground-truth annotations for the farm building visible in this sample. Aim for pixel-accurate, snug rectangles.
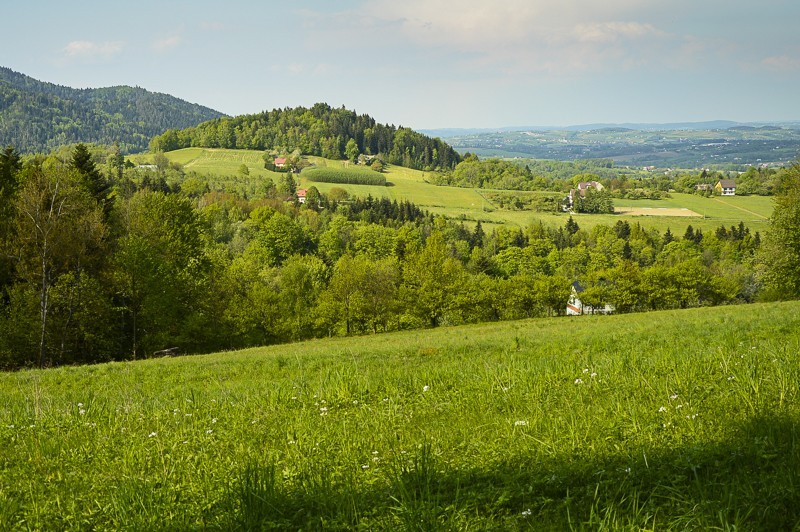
[566,181,604,210]
[566,281,615,316]
[715,179,736,196]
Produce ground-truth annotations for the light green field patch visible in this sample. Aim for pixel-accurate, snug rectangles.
[142,150,774,234]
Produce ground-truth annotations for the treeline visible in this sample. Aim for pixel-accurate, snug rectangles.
[0,67,224,154]
[435,156,632,190]
[436,154,788,198]
[149,103,461,171]
[1,144,776,370]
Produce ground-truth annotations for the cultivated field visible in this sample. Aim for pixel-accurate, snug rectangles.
[615,207,701,217]
[1,302,799,529]
[142,149,774,234]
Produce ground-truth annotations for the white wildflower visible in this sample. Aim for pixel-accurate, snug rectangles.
[658,406,667,412]
[148,432,157,438]
[574,378,584,385]
[670,394,678,400]
[521,509,532,517]
[422,385,430,392]
[206,429,213,434]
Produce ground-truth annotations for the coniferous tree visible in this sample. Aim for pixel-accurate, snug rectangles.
[71,143,113,219]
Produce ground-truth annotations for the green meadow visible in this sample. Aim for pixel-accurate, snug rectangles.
[144,148,774,234]
[1,302,799,529]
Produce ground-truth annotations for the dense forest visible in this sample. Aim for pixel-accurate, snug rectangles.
[149,103,461,171]
[0,67,225,153]
[3,143,796,370]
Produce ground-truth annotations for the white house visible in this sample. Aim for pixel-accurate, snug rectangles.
[566,281,615,316]
[715,179,736,196]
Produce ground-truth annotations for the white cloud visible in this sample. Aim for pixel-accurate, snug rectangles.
[62,40,123,59]
[153,35,182,53]
[303,0,682,76]
[762,55,800,71]
[200,21,227,31]
[573,21,665,44]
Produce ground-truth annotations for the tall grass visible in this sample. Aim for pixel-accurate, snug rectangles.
[2,302,798,529]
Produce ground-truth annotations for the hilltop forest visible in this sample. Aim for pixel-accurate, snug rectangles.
[149,103,461,171]
[0,67,225,153]
[3,142,798,370]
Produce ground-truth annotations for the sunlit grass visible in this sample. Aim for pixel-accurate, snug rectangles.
[138,149,773,234]
[1,302,799,529]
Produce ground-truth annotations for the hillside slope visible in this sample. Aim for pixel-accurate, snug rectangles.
[1,302,798,529]
[0,67,226,153]
[149,102,461,171]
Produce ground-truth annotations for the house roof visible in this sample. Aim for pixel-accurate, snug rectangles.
[296,189,307,198]
[274,157,287,165]
[572,281,585,293]
[717,179,736,188]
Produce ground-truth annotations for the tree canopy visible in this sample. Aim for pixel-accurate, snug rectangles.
[149,103,461,171]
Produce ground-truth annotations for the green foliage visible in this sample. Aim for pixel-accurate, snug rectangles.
[760,164,800,299]
[574,187,615,214]
[0,67,224,154]
[303,166,387,186]
[149,103,460,171]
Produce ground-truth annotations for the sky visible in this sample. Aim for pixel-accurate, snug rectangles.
[2,0,799,129]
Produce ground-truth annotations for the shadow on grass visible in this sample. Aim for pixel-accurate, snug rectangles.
[227,415,800,530]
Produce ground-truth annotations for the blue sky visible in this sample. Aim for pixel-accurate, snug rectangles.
[2,0,799,129]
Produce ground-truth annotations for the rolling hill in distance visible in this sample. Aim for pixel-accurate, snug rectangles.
[0,67,226,153]
[2,66,799,171]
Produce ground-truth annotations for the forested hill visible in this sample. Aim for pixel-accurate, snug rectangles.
[149,103,462,171]
[0,67,226,153]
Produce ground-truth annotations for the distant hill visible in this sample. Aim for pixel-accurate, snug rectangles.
[435,123,800,168]
[421,120,800,139]
[150,103,461,171]
[0,67,226,153]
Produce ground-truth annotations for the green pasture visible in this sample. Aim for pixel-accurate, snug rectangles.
[144,149,774,234]
[133,147,283,181]
[2,302,799,529]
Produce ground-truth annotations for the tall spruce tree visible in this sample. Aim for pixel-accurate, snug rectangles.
[71,143,113,218]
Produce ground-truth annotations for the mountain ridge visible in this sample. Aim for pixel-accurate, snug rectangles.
[421,120,800,138]
[0,67,226,153]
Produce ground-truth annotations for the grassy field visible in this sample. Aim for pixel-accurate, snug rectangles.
[139,149,774,234]
[2,302,799,529]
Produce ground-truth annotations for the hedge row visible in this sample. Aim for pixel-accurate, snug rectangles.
[303,166,387,186]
